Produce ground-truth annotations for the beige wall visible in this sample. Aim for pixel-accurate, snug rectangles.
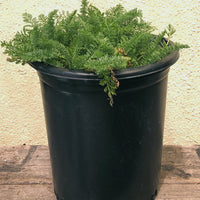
[0,0,199,146]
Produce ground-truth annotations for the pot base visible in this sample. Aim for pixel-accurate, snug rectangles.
[151,189,158,200]
[54,188,158,200]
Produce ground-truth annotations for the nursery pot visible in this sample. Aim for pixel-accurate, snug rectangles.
[30,50,179,200]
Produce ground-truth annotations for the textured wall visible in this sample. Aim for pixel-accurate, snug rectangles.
[0,0,199,146]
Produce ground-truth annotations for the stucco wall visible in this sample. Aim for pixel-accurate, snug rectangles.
[0,0,199,146]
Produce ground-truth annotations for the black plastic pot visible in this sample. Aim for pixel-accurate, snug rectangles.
[30,50,179,200]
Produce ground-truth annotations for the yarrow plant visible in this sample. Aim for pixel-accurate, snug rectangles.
[1,0,189,105]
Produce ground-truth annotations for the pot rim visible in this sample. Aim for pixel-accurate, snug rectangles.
[29,50,179,80]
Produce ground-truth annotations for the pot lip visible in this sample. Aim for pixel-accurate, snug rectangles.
[29,50,179,80]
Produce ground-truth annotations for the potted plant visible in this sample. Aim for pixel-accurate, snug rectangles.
[1,0,189,199]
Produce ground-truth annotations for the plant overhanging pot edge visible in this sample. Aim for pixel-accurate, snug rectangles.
[29,50,179,81]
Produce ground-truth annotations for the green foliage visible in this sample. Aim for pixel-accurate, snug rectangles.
[1,0,189,105]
